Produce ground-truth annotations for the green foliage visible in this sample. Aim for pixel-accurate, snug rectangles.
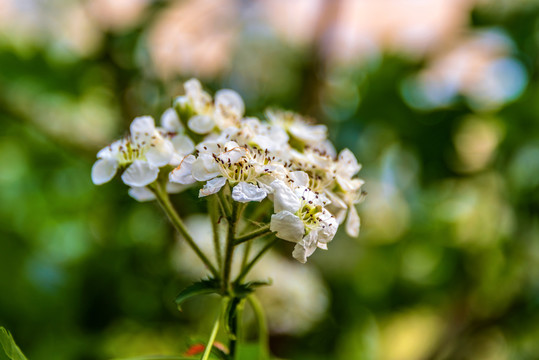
[175,279,221,311]
[0,328,28,360]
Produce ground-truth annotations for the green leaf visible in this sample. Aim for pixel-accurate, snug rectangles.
[175,278,220,311]
[0,327,28,360]
[232,280,272,298]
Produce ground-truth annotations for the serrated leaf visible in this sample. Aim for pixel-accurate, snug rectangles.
[232,280,272,298]
[175,278,220,311]
[0,328,28,360]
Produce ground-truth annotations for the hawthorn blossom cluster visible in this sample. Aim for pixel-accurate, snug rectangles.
[91,79,364,263]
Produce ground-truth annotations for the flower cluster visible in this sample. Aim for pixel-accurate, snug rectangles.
[92,79,364,263]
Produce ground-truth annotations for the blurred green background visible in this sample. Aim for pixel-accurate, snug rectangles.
[1,0,539,359]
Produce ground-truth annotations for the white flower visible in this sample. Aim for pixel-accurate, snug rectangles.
[160,108,195,165]
[267,109,327,145]
[170,141,273,202]
[213,88,244,128]
[91,116,175,187]
[327,149,365,237]
[222,117,290,154]
[269,180,337,263]
[184,78,213,115]
[188,115,215,134]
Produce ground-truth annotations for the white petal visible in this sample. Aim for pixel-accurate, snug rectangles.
[289,171,309,187]
[270,180,301,213]
[191,154,220,181]
[218,146,246,164]
[318,210,338,243]
[121,160,159,187]
[91,158,118,185]
[292,232,318,263]
[289,123,327,143]
[130,116,156,136]
[232,182,267,202]
[270,211,304,243]
[292,243,308,264]
[184,78,202,96]
[169,155,197,185]
[199,177,227,197]
[146,138,174,167]
[215,89,245,119]
[161,108,183,132]
[128,186,155,202]
[97,139,123,159]
[188,115,215,134]
[171,134,195,156]
[334,208,347,224]
[345,205,360,238]
[338,148,361,177]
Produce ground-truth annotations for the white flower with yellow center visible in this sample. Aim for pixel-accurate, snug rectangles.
[91,116,175,187]
[169,141,274,202]
[269,180,337,263]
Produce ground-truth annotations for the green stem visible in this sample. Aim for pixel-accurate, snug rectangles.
[241,240,252,271]
[150,183,219,278]
[218,190,232,218]
[200,302,223,360]
[234,237,278,284]
[222,201,239,293]
[209,195,223,269]
[247,295,269,360]
[234,225,272,245]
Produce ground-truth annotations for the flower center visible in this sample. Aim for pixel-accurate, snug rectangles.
[116,135,153,166]
[213,153,258,184]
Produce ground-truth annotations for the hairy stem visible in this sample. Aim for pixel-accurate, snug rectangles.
[150,183,219,278]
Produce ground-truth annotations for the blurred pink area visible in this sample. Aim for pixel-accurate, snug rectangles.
[85,0,150,31]
[146,0,477,78]
[324,0,475,65]
[147,0,239,79]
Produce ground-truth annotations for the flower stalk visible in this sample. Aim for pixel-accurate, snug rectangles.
[91,78,365,360]
[234,224,272,245]
[222,199,239,293]
[150,182,219,278]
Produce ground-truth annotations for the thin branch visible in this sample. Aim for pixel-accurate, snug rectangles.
[150,183,219,278]
[234,225,272,245]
